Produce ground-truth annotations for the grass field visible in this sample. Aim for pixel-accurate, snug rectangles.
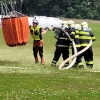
[0,20,100,100]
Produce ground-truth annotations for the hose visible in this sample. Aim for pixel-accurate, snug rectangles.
[63,31,77,69]
[53,27,77,69]
[59,40,92,70]
[63,41,77,69]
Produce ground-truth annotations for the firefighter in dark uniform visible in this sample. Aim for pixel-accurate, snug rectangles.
[73,24,84,68]
[67,21,82,68]
[29,19,46,65]
[79,22,95,68]
[51,27,75,67]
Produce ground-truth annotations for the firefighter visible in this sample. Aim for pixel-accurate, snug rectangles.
[51,23,75,67]
[29,19,46,65]
[73,24,84,68]
[67,20,82,68]
[79,22,95,68]
[51,27,72,67]
[67,20,75,41]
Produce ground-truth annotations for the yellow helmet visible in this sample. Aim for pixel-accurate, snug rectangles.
[75,24,81,30]
[67,20,74,28]
[81,22,88,28]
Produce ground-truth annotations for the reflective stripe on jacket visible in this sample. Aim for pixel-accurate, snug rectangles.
[68,28,75,41]
[54,29,70,47]
[79,29,95,47]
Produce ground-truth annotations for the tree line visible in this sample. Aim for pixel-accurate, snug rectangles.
[1,0,100,20]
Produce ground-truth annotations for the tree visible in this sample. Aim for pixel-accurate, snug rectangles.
[1,0,99,20]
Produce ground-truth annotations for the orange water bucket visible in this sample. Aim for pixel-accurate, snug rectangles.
[2,16,30,47]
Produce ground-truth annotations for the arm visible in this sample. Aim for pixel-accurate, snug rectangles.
[41,28,46,35]
[67,29,75,41]
[54,28,63,39]
[89,31,96,41]
[29,25,34,35]
[53,27,70,40]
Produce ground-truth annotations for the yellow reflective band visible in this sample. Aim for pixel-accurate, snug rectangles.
[35,35,41,40]
[80,31,89,35]
[86,61,93,64]
[80,44,88,46]
[76,30,79,33]
[91,37,95,40]
[75,35,79,38]
[76,44,80,47]
[78,62,83,65]
[71,32,75,34]
[79,36,91,39]
[70,38,74,41]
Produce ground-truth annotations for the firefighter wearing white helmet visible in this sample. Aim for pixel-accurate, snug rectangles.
[66,21,81,68]
[51,27,71,67]
[67,20,75,28]
[64,20,76,67]
[79,21,96,68]
[68,23,83,68]
[75,24,81,30]
[81,22,92,31]
[70,23,83,68]
[67,20,75,41]
[29,19,46,65]
[81,22,88,28]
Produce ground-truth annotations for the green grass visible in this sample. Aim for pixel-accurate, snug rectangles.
[0,21,100,100]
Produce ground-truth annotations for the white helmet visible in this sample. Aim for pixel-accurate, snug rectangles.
[81,22,88,28]
[75,24,81,30]
[32,19,38,25]
[67,20,74,28]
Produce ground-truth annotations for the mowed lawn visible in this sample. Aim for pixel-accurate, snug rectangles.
[0,20,100,100]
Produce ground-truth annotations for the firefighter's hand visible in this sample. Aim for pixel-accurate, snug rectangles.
[40,40,43,43]
[41,29,46,35]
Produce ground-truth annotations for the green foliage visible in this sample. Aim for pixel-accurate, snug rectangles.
[23,0,100,20]
[0,0,100,19]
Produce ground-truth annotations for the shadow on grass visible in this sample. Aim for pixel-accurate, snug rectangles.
[0,60,20,67]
